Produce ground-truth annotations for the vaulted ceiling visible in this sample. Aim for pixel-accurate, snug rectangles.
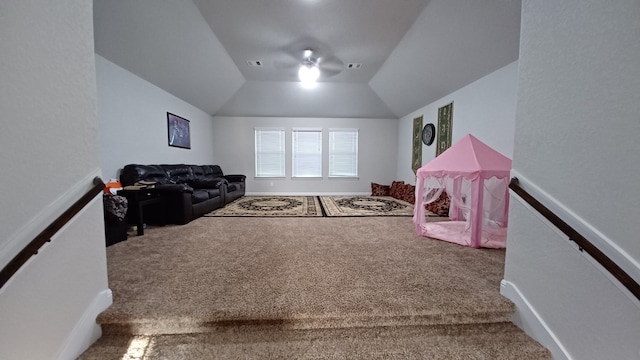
[93,0,521,119]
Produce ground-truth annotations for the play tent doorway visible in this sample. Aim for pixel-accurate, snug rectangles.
[413,134,512,248]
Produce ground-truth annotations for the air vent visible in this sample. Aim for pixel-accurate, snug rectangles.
[346,63,362,69]
[246,60,263,67]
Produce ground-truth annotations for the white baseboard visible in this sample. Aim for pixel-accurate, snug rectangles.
[56,289,113,360]
[500,280,571,360]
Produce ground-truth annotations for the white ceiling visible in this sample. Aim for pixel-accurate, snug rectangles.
[93,0,521,118]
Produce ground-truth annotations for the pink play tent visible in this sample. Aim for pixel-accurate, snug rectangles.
[413,134,512,248]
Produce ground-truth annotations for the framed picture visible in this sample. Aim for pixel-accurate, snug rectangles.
[412,115,423,174]
[167,112,191,149]
[436,102,453,157]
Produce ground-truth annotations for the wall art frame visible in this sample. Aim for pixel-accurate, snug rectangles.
[436,102,453,157]
[167,112,191,149]
[412,115,423,174]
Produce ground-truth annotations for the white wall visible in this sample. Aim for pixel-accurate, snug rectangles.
[212,117,398,194]
[0,2,110,359]
[503,1,640,359]
[96,55,216,180]
[396,61,518,183]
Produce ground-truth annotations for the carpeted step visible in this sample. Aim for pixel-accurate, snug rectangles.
[98,306,515,336]
[80,322,551,359]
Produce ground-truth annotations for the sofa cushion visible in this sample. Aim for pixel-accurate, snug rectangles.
[371,182,391,196]
[206,189,221,198]
[425,190,450,216]
[191,190,210,204]
[190,165,206,178]
[160,164,193,184]
[120,164,169,186]
[189,177,223,189]
[390,181,405,199]
[155,183,193,193]
[402,183,416,204]
[201,165,224,178]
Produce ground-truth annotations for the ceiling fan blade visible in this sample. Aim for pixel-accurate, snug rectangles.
[317,55,344,77]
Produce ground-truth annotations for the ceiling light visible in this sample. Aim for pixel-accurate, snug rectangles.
[298,49,320,84]
[298,62,320,83]
[303,49,313,59]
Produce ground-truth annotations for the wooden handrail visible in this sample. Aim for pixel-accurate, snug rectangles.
[0,176,105,289]
[509,177,640,301]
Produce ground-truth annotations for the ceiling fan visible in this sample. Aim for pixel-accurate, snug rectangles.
[298,49,321,83]
[275,45,345,84]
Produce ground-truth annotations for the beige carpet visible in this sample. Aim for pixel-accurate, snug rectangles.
[81,216,549,359]
[319,195,414,217]
[81,323,549,359]
[205,196,322,217]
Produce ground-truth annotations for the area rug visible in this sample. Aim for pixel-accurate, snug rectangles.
[319,196,414,217]
[205,196,322,217]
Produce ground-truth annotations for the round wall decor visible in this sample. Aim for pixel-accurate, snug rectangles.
[422,123,435,146]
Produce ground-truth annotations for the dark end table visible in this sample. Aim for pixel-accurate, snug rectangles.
[117,188,165,235]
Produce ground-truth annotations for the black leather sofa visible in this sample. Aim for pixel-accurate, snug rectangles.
[119,164,245,225]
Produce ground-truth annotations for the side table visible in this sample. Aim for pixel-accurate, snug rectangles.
[117,188,165,235]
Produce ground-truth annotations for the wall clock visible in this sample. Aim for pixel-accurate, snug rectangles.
[422,123,435,146]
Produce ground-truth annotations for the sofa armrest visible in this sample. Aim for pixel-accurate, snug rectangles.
[190,177,225,189]
[224,174,246,183]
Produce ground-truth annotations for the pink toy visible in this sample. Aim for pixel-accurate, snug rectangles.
[413,134,512,248]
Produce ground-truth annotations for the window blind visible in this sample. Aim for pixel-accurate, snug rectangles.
[292,129,322,178]
[255,129,285,177]
[329,129,358,177]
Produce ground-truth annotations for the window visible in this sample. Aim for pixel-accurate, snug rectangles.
[329,129,358,178]
[255,129,285,177]
[292,129,322,178]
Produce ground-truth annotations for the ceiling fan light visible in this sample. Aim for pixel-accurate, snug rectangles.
[303,49,313,59]
[298,64,320,83]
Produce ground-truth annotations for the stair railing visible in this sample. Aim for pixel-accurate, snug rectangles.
[0,176,105,289]
[509,177,640,301]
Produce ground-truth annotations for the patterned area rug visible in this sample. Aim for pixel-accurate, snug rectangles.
[319,196,414,217]
[205,196,323,217]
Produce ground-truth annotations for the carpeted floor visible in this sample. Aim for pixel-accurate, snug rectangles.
[319,196,414,217]
[80,216,549,359]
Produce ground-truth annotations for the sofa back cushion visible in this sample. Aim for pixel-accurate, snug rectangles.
[389,181,405,199]
[160,164,193,184]
[371,182,391,196]
[425,190,450,216]
[120,164,169,186]
[190,165,206,178]
[201,165,224,178]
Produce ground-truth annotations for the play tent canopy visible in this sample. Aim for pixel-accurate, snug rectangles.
[413,134,512,248]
